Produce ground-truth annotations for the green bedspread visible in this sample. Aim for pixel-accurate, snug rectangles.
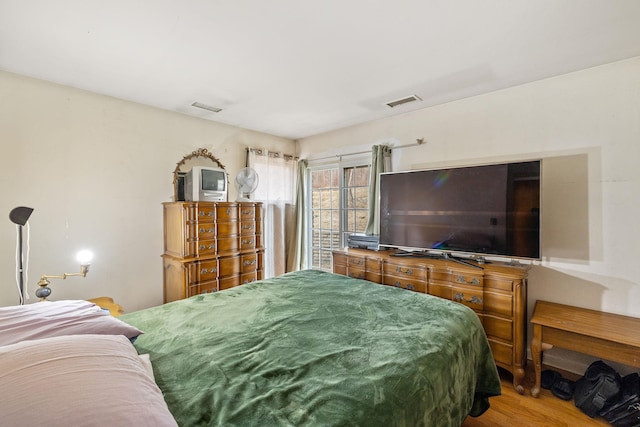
[120,270,500,427]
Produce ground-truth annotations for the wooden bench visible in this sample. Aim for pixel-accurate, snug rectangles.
[530,300,640,397]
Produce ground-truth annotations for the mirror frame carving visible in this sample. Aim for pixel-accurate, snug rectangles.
[173,148,227,201]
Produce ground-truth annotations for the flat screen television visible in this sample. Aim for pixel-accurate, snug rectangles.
[379,160,541,260]
[184,166,228,202]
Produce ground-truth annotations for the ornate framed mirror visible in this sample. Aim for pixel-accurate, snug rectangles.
[173,148,227,201]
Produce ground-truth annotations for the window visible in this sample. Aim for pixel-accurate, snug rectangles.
[342,165,370,244]
[309,161,370,271]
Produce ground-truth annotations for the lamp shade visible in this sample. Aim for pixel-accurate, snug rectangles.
[9,207,34,226]
[76,250,94,265]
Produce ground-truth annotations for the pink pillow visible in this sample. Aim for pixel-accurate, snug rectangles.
[0,300,142,346]
[0,334,177,426]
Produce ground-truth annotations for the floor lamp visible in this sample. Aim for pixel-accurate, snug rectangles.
[9,206,34,305]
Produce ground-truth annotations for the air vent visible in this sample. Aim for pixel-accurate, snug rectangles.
[385,95,422,108]
[191,102,222,113]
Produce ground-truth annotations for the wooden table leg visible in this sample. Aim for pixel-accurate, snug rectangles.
[531,323,543,397]
[513,366,526,395]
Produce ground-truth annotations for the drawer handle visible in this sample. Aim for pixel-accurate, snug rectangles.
[455,275,480,285]
[351,259,363,265]
[200,267,217,274]
[454,292,482,304]
[200,227,215,233]
[199,244,216,250]
[242,224,255,230]
[242,239,254,245]
[243,259,256,266]
[226,208,231,215]
[241,210,252,215]
[199,210,214,217]
[396,266,413,275]
[393,282,415,291]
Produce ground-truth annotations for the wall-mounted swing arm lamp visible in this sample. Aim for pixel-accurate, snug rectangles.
[36,250,93,301]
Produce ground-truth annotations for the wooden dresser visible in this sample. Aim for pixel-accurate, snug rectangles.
[332,248,529,394]
[162,202,264,303]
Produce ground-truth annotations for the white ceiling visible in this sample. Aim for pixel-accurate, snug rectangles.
[2,1,640,140]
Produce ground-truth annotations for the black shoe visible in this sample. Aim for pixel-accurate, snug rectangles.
[541,370,561,389]
[552,377,576,400]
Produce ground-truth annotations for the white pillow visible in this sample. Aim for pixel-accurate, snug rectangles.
[0,334,177,427]
[0,300,142,346]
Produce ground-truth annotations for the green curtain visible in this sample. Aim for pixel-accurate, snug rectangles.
[286,159,308,272]
[365,145,391,235]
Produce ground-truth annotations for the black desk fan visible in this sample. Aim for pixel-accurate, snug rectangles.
[9,206,34,305]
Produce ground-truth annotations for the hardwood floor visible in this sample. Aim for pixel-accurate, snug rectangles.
[462,364,611,427]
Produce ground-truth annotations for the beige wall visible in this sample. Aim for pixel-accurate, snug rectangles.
[298,57,640,374]
[0,70,295,311]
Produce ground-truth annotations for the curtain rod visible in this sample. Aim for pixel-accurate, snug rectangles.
[309,138,426,162]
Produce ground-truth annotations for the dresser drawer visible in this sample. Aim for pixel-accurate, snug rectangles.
[365,272,382,283]
[488,338,513,366]
[429,283,452,300]
[484,290,513,317]
[383,262,427,281]
[240,236,257,251]
[429,267,452,284]
[217,220,239,236]
[347,267,366,280]
[240,221,256,235]
[348,255,366,268]
[197,223,216,240]
[484,276,522,292]
[333,252,348,268]
[217,205,238,221]
[218,236,239,254]
[452,272,483,287]
[196,239,217,256]
[483,314,513,341]
[239,205,256,220]
[219,256,240,278]
[219,275,240,291]
[188,279,218,296]
[452,286,484,312]
[383,275,427,293]
[240,271,257,285]
[189,259,219,283]
[241,253,259,273]
[196,206,216,222]
[334,264,347,275]
[366,257,382,275]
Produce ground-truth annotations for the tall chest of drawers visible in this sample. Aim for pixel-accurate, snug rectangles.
[333,248,528,394]
[162,202,264,303]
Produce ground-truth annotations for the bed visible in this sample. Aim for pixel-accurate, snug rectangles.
[119,269,501,426]
[0,269,500,427]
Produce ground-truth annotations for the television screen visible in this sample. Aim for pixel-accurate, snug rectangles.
[201,169,226,191]
[379,160,540,259]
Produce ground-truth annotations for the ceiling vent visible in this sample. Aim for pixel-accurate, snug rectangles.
[385,95,422,108]
[191,101,222,113]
